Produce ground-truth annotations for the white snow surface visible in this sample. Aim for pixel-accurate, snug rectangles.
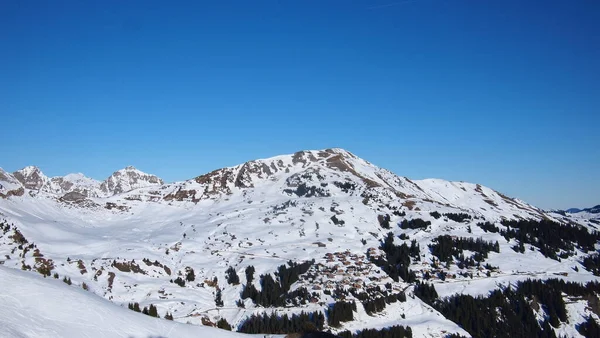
[0,266,280,338]
[0,148,598,337]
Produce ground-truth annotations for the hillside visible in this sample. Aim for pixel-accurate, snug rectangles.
[1,148,599,337]
[0,266,280,338]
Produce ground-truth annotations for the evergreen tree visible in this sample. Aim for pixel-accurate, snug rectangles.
[148,304,159,318]
[225,266,240,285]
[185,267,195,282]
[173,276,185,287]
[245,265,255,283]
[215,288,224,307]
[578,316,600,338]
[217,318,232,330]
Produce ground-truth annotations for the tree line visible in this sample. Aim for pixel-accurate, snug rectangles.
[238,311,325,334]
[428,278,600,338]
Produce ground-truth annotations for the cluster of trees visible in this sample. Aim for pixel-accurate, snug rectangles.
[361,296,386,315]
[429,211,472,223]
[428,235,499,265]
[369,232,417,283]
[330,215,345,226]
[225,266,240,285]
[377,214,391,229]
[216,318,231,330]
[283,183,330,198]
[241,261,314,307]
[333,181,356,193]
[413,281,438,304]
[127,303,159,318]
[392,210,407,217]
[499,219,600,260]
[349,284,406,316]
[477,221,499,233]
[578,316,600,337]
[338,325,412,338]
[242,274,281,306]
[327,301,356,327]
[429,211,442,219]
[430,279,600,338]
[444,213,472,223]
[238,311,325,334]
[583,253,600,276]
[277,260,314,292]
[399,218,431,230]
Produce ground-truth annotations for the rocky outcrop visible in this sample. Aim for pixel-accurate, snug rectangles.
[100,166,163,196]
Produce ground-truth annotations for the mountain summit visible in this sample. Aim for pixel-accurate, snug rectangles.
[99,166,163,196]
[1,165,163,199]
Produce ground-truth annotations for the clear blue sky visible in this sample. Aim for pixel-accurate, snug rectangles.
[1,1,598,209]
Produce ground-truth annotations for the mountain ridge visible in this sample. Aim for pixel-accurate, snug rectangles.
[1,148,599,337]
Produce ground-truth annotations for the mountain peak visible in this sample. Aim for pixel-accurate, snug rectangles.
[12,166,49,190]
[19,165,42,175]
[100,167,163,196]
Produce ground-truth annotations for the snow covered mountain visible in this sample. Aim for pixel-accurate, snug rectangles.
[567,206,600,214]
[99,166,163,196]
[551,205,600,225]
[1,148,598,338]
[2,165,163,199]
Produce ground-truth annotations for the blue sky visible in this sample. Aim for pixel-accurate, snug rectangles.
[1,0,598,209]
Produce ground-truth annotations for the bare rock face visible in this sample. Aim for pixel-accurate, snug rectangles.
[100,166,163,196]
[60,191,87,202]
[0,168,23,196]
[12,166,48,190]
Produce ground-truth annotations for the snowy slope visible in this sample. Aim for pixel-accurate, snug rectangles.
[0,148,598,337]
[0,168,23,197]
[0,266,279,338]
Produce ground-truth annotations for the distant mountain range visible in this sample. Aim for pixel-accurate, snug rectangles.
[1,148,599,337]
[566,206,600,214]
